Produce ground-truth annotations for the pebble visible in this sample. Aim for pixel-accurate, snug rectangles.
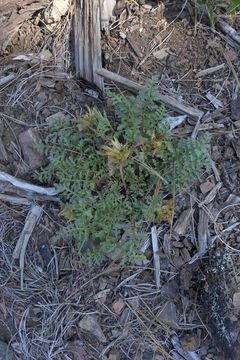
[18,128,46,170]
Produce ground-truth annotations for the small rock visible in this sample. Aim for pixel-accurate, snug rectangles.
[119,32,126,39]
[234,120,240,128]
[200,181,214,194]
[94,289,110,304]
[111,329,121,338]
[43,0,69,24]
[108,349,121,360]
[142,351,154,360]
[231,97,240,121]
[79,314,106,343]
[0,341,15,360]
[66,340,88,360]
[161,280,179,300]
[142,4,152,11]
[158,301,178,328]
[18,128,46,170]
[233,292,240,309]
[85,89,99,99]
[180,333,199,352]
[40,49,52,62]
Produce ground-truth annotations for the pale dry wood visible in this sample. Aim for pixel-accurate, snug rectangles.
[217,17,240,46]
[97,68,204,120]
[167,115,187,130]
[13,205,43,261]
[195,63,225,78]
[74,0,103,90]
[0,194,32,206]
[173,208,194,237]
[100,0,116,30]
[210,158,221,182]
[0,170,58,196]
[0,74,16,86]
[189,209,209,264]
[199,182,222,206]
[0,0,48,52]
[220,193,240,209]
[151,226,161,289]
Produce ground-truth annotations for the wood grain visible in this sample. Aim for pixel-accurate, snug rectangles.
[74,0,104,90]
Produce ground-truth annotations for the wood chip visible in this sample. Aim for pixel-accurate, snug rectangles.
[189,209,209,264]
[151,226,161,289]
[173,208,194,237]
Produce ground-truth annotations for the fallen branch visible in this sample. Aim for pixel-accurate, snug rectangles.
[96,68,204,120]
[195,63,225,78]
[0,73,16,86]
[0,194,32,206]
[13,205,43,289]
[0,170,58,196]
[217,17,240,46]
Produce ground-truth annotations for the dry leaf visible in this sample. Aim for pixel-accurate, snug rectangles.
[112,298,125,315]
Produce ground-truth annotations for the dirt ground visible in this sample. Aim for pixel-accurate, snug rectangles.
[0,1,240,359]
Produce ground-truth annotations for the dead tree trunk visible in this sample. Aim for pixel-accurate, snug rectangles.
[0,0,48,53]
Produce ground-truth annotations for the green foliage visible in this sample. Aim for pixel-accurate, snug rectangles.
[227,0,240,14]
[36,78,210,265]
[196,0,240,26]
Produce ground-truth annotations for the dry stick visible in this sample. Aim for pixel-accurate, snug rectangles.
[217,17,240,46]
[0,194,32,206]
[0,170,58,196]
[96,68,204,120]
[195,63,225,78]
[0,73,16,86]
[151,226,161,289]
[13,205,43,289]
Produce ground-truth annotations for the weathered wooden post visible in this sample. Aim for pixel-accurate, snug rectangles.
[74,0,104,91]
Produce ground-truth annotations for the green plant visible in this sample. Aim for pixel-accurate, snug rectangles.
[36,78,210,265]
[196,0,240,27]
